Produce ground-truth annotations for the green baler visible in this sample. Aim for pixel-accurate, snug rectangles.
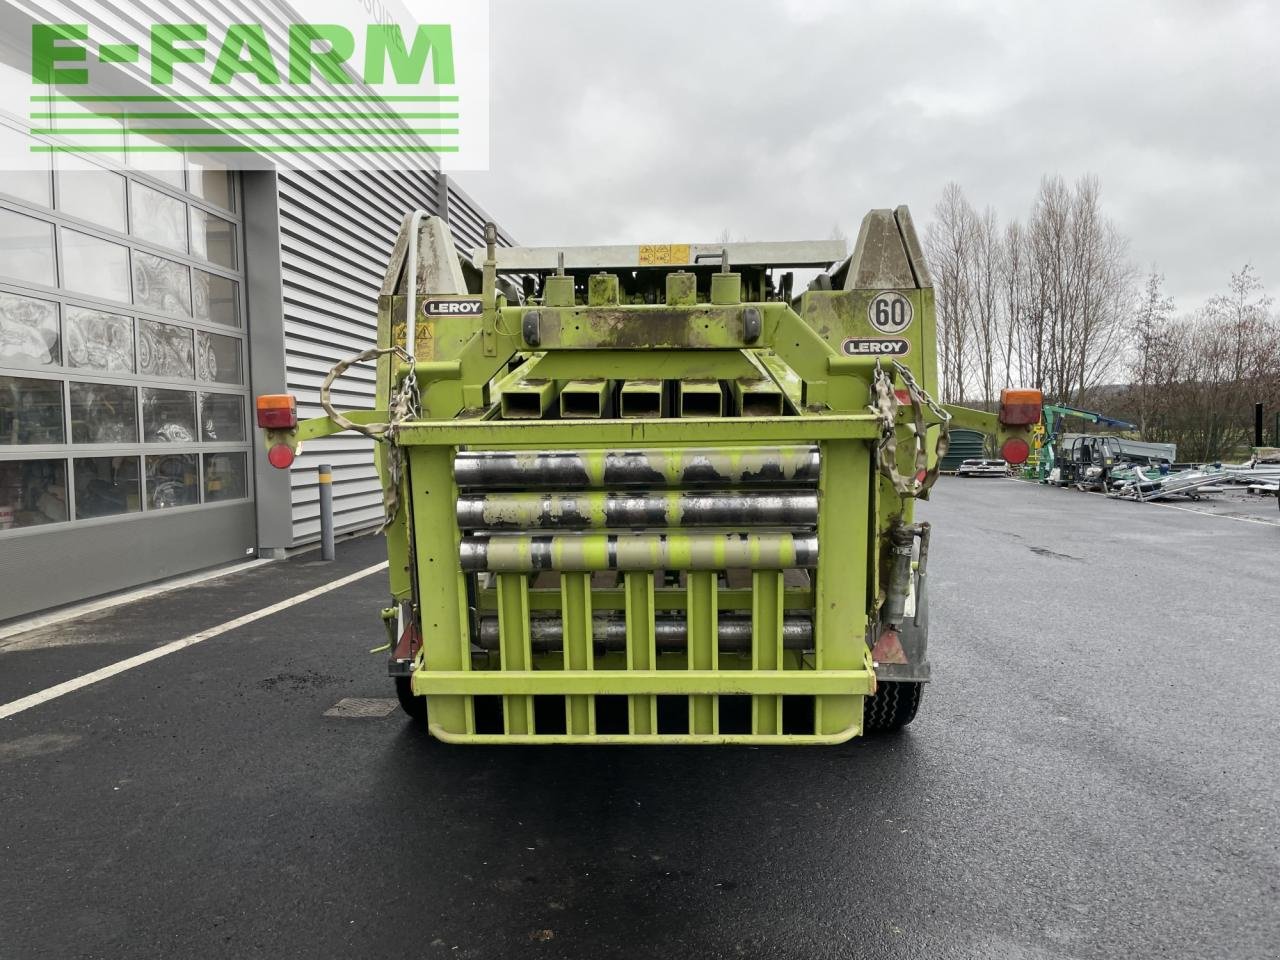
[257,207,1039,744]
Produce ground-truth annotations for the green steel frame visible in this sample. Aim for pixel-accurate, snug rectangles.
[268,209,1028,745]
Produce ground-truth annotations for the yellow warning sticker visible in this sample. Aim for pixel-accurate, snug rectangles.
[638,244,691,266]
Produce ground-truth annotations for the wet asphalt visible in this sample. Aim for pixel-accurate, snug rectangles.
[1,478,1277,960]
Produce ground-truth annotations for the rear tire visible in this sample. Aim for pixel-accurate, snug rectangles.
[864,681,923,733]
[395,676,427,722]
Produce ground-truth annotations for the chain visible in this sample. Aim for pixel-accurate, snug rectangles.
[319,345,419,528]
[869,359,952,499]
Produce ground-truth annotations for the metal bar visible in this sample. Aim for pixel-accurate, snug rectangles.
[413,669,875,696]
[407,447,474,735]
[456,491,819,530]
[730,378,785,418]
[496,574,535,734]
[459,532,818,573]
[559,379,612,419]
[500,379,559,420]
[678,379,724,417]
[619,379,666,419]
[476,614,813,652]
[426,729,861,746]
[522,349,759,383]
[561,572,595,734]
[476,585,815,613]
[814,440,871,736]
[403,415,879,448]
[751,571,785,735]
[471,239,848,272]
[318,463,335,561]
[687,571,718,734]
[625,572,657,734]
[455,445,822,490]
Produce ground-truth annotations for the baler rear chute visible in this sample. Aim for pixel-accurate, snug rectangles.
[258,208,1038,745]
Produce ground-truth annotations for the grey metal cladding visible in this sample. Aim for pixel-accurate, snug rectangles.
[277,170,513,545]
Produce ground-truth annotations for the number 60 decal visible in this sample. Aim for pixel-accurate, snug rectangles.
[868,291,913,334]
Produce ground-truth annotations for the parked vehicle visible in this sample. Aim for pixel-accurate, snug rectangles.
[955,458,1008,478]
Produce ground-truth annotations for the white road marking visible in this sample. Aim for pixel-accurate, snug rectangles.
[0,558,274,644]
[1143,500,1279,527]
[0,561,388,722]
[998,477,1279,527]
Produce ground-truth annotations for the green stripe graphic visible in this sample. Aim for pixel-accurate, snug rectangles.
[30,127,461,136]
[31,112,460,120]
[32,95,460,103]
[30,144,460,153]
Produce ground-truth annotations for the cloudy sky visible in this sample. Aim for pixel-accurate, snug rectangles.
[461,0,1276,309]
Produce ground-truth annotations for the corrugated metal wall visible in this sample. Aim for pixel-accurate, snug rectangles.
[277,171,512,543]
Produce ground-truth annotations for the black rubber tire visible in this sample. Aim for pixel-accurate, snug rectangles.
[394,676,427,722]
[864,681,923,733]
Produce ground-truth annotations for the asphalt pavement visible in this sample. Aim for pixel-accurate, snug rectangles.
[1,478,1277,960]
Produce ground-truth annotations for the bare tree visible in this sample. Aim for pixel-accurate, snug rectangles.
[925,183,977,401]
[1026,175,1132,404]
[1134,265,1280,460]
[1127,270,1176,436]
[969,206,1002,405]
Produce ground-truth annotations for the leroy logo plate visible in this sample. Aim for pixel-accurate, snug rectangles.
[842,337,911,357]
[423,298,483,317]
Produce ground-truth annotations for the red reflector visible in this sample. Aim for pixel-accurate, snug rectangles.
[268,443,296,469]
[256,394,297,429]
[894,389,911,405]
[1001,437,1031,465]
[915,469,928,483]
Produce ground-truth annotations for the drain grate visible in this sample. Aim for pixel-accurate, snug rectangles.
[324,697,398,719]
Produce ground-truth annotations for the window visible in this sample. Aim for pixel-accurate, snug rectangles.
[1,375,64,445]
[74,456,140,519]
[56,155,127,232]
[131,182,188,252]
[196,331,242,384]
[200,393,245,442]
[133,252,191,317]
[70,382,138,443]
[0,292,59,368]
[189,159,234,211]
[191,209,236,269]
[62,230,131,303]
[204,452,247,502]
[0,126,52,208]
[0,459,67,528]
[142,388,197,442]
[0,210,57,287]
[193,270,239,327]
[146,453,198,509]
[139,319,194,379]
[65,309,134,373]
[1,150,246,536]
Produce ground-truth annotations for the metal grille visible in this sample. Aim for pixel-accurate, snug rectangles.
[406,430,877,745]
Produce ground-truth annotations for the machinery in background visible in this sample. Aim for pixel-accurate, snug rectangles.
[1036,404,1136,483]
[1056,434,1177,490]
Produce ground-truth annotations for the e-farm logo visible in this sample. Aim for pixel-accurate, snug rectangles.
[13,2,490,170]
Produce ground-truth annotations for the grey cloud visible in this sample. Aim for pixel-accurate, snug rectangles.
[460,0,1277,309]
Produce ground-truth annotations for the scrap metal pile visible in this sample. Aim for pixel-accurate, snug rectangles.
[1108,452,1280,504]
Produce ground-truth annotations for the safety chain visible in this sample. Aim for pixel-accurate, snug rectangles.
[869,359,952,499]
[319,345,419,528]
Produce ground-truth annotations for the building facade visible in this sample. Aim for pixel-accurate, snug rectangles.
[0,126,510,620]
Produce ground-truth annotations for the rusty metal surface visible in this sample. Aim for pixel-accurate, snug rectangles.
[453,446,822,490]
[475,615,814,653]
[456,491,819,530]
